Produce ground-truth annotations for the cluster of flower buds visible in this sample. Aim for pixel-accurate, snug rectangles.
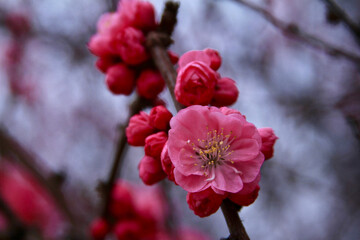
[126,105,173,185]
[90,180,211,240]
[88,0,177,99]
[175,49,239,107]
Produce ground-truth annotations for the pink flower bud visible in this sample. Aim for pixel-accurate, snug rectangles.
[211,77,239,107]
[5,12,31,37]
[95,55,120,73]
[118,0,156,31]
[136,70,165,100]
[110,182,134,219]
[116,27,149,65]
[114,220,142,240]
[88,34,116,57]
[175,61,218,106]
[90,218,109,240]
[138,155,167,185]
[160,143,175,182]
[105,63,135,95]
[229,185,260,206]
[204,48,222,70]
[258,127,278,160]
[186,188,225,217]
[126,112,155,146]
[144,132,168,159]
[149,106,173,131]
[178,50,212,69]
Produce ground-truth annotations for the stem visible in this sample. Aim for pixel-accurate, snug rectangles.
[221,199,249,240]
[230,0,360,65]
[100,96,148,219]
[146,2,250,239]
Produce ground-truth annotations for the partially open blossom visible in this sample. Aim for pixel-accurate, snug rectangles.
[105,63,135,95]
[126,112,155,146]
[145,132,168,159]
[187,188,224,217]
[175,61,218,106]
[136,69,165,99]
[149,106,173,131]
[178,50,212,69]
[168,105,264,194]
[211,77,239,107]
[160,143,175,182]
[258,127,278,160]
[138,155,167,185]
[90,218,110,240]
[204,48,222,71]
[116,27,149,65]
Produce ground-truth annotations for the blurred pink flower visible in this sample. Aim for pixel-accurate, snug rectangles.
[168,105,264,194]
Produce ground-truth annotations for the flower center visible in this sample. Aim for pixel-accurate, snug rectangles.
[187,128,236,179]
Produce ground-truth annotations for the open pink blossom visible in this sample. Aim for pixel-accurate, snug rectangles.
[168,105,264,194]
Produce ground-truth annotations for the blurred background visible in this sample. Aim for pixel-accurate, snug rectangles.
[0,0,360,239]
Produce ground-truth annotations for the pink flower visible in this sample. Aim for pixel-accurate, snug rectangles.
[178,50,213,69]
[126,112,155,146]
[88,33,116,57]
[187,188,224,217]
[116,27,149,65]
[105,63,136,95]
[175,61,218,106]
[117,0,156,31]
[138,155,167,185]
[114,220,142,240]
[90,218,110,240]
[160,142,175,182]
[136,69,165,100]
[211,77,239,107]
[258,127,278,160]
[149,106,173,131]
[144,132,168,159]
[168,105,264,194]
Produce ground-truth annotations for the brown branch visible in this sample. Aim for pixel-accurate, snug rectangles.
[147,2,249,240]
[100,96,148,219]
[322,0,360,45]
[231,0,360,65]
[220,199,249,240]
[0,127,82,239]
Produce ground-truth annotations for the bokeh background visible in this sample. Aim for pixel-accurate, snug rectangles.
[1,0,360,239]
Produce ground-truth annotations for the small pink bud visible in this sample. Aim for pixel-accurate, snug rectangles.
[211,77,239,107]
[160,143,175,182]
[95,55,120,73]
[114,220,141,240]
[105,63,135,95]
[229,185,260,206]
[88,34,116,57]
[138,155,167,185]
[144,132,168,159]
[136,70,165,100]
[149,106,173,131]
[187,188,225,218]
[258,127,278,160]
[126,112,155,146]
[90,218,109,240]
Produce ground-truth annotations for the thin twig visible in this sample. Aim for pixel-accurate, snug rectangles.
[322,0,360,45]
[100,96,148,219]
[147,2,249,240]
[230,0,360,65]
